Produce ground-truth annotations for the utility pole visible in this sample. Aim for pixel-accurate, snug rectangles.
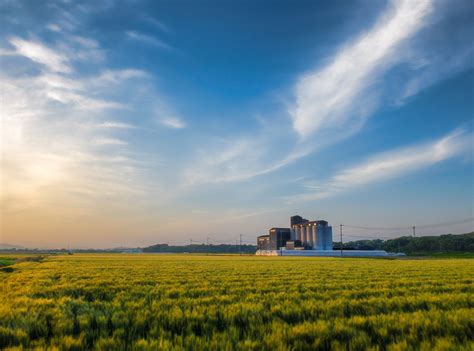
[189,239,192,246]
[340,224,343,258]
[206,237,209,256]
[239,234,242,256]
[412,226,416,237]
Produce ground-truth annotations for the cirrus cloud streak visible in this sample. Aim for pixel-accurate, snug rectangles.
[290,129,472,202]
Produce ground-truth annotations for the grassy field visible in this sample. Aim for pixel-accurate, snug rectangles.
[1,255,473,350]
[406,252,474,259]
[0,257,15,267]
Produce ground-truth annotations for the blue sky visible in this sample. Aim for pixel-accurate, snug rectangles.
[1,0,473,248]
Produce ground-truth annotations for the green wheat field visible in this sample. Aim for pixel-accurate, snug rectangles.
[1,255,473,350]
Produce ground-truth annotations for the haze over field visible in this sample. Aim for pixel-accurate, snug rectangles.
[1,0,473,248]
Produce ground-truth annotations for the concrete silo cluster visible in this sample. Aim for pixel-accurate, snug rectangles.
[256,215,332,251]
[256,215,395,257]
[290,215,333,250]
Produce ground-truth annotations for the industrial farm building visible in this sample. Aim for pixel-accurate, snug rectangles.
[257,215,333,251]
[257,215,394,257]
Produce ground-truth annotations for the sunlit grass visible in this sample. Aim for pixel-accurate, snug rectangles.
[1,254,473,350]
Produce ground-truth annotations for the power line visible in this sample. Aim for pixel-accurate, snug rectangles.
[187,236,255,245]
[339,234,396,241]
[208,238,233,244]
[208,239,234,245]
[208,236,255,245]
[337,230,472,241]
[187,217,473,247]
[342,217,473,231]
[340,224,343,258]
[239,234,242,256]
[417,218,474,229]
[343,225,410,230]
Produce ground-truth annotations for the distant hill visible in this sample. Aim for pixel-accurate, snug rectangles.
[335,232,474,254]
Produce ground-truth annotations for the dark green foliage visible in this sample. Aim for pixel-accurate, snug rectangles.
[334,232,474,254]
[333,239,384,251]
[143,244,257,254]
[0,258,15,267]
[383,232,474,254]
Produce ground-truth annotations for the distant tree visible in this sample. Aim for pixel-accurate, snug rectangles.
[333,232,474,254]
[382,232,474,254]
[142,243,257,254]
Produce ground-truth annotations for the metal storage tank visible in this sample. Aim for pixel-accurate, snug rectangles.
[295,226,301,241]
[315,226,323,250]
[307,224,313,247]
[311,225,317,249]
[324,226,333,250]
[321,225,327,250]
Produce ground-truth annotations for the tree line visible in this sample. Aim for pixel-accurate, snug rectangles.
[142,243,257,254]
[334,232,474,254]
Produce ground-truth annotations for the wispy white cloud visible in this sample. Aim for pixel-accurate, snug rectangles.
[95,138,128,146]
[143,16,170,33]
[183,136,313,185]
[61,35,104,62]
[159,116,186,129]
[98,121,137,129]
[290,129,472,202]
[0,0,189,247]
[292,0,433,138]
[183,0,439,186]
[45,89,124,110]
[4,34,106,74]
[183,139,256,184]
[126,30,172,50]
[219,208,280,222]
[46,23,61,32]
[8,37,72,73]
[21,68,148,111]
[0,34,167,216]
[94,69,149,84]
[397,45,474,104]
[68,35,99,49]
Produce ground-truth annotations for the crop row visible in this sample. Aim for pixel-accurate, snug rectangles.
[1,255,473,350]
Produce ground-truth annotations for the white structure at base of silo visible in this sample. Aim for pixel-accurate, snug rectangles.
[255,250,403,257]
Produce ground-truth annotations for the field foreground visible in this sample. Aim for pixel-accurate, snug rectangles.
[1,255,473,350]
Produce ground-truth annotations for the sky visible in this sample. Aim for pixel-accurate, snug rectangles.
[1,0,473,248]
